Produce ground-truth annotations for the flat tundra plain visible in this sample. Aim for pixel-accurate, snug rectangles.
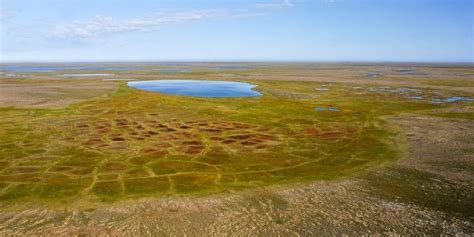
[0,63,473,235]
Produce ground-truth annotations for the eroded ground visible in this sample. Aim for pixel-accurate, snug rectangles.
[0,63,473,235]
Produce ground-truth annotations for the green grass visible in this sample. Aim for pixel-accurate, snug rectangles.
[0,79,458,206]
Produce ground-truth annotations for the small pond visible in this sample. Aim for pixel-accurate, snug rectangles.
[213,66,248,71]
[127,80,262,98]
[156,69,191,73]
[367,72,381,78]
[315,107,340,112]
[431,96,473,103]
[393,68,427,76]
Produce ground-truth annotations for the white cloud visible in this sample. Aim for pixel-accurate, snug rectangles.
[53,9,257,39]
[256,0,293,9]
[0,7,20,22]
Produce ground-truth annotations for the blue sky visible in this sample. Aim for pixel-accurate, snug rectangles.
[0,0,472,62]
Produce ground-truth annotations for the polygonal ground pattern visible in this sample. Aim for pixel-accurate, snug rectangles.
[0,111,376,202]
[0,81,404,202]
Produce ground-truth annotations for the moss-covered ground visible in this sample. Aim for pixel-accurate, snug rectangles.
[0,75,469,206]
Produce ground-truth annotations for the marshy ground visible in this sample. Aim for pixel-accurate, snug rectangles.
[0,63,473,235]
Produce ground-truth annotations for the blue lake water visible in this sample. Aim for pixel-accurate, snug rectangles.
[367,72,381,78]
[214,66,248,71]
[127,80,262,98]
[156,69,191,73]
[315,107,340,112]
[393,68,427,76]
[408,96,424,100]
[431,97,473,103]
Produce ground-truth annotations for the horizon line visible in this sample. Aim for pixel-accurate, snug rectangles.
[1,60,473,65]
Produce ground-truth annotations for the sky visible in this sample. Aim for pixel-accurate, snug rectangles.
[0,0,472,62]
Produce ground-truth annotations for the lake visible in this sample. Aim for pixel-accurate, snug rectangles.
[431,96,473,103]
[127,80,262,98]
[315,107,340,112]
[156,69,192,73]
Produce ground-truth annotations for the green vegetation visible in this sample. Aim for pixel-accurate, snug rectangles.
[427,112,474,120]
[0,78,461,205]
[366,167,474,218]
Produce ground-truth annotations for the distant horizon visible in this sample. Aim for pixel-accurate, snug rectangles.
[1,60,473,65]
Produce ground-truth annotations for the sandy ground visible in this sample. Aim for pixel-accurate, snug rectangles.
[393,115,474,183]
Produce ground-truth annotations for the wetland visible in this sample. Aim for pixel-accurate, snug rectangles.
[0,63,473,235]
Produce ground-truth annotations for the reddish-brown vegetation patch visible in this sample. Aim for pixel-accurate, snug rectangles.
[97,173,119,180]
[63,118,278,161]
[100,162,128,172]
[70,167,94,175]
[49,166,74,172]
[110,137,126,142]
[305,127,358,140]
